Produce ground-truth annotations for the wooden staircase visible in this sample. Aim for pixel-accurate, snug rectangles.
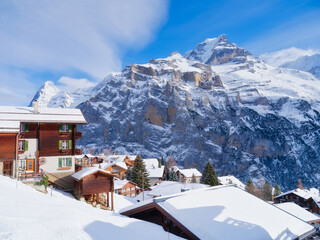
[45,172,75,192]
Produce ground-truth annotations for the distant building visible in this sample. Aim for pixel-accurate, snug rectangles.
[120,185,316,240]
[143,158,164,186]
[114,179,140,198]
[274,188,320,214]
[98,162,128,179]
[177,168,202,183]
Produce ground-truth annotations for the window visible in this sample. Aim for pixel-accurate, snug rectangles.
[126,188,130,192]
[19,160,26,170]
[59,124,72,133]
[18,140,28,152]
[122,188,126,192]
[58,157,72,168]
[59,140,72,150]
[20,123,29,132]
[130,187,135,191]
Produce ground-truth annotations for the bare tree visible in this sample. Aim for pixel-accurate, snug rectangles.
[297,179,304,189]
[166,156,177,168]
[103,147,113,156]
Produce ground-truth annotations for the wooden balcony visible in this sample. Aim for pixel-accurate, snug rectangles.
[74,131,82,139]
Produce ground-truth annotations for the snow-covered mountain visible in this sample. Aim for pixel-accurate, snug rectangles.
[32,35,320,190]
[260,47,320,78]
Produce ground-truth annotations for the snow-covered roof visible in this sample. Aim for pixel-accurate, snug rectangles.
[134,181,208,201]
[96,162,128,171]
[275,202,320,223]
[105,155,127,163]
[143,158,159,169]
[74,154,95,159]
[71,167,112,180]
[0,106,86,124]
[218,175,245,190]
[178,168,202,178]
[276,188,320,201]
[147,166,164,178]
[123,185,315,239]
[0,120,20,133]
[114,179,138,190]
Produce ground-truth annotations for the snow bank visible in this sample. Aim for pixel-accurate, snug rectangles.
[0,176,180,240]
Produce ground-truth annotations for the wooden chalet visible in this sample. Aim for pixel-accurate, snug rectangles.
[177,168,202,183]
[0,101,86,187]
[274,188,320,214]
[72,167,114,210]
[114,179,140,197]
[100,162,127,179]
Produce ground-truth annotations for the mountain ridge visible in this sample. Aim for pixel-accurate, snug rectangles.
[31,36,320,190]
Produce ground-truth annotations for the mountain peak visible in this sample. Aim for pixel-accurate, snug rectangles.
[185,35,252,65]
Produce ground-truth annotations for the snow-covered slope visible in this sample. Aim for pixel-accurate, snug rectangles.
[32,36,320,190]
[260,47,320,79]
[281,54,320,79]
[260,47,319,67]
[0,176,179,240]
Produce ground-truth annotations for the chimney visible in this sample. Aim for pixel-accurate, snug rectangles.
[33,99,39,114]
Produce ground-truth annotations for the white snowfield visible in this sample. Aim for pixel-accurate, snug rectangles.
[0,176,180,240]
[125,185,316,240]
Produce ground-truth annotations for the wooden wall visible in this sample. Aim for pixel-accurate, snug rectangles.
[75,172,114,197]
[38,123,75,157]
[0,134,17,160]
[20,123,38,139]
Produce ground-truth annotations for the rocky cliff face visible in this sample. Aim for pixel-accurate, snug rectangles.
[33,36,320,190]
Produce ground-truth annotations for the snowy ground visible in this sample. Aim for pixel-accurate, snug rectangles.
[0,176,181,240]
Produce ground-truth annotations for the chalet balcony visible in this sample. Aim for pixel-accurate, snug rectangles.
[74,131,82,139]
[74,148,82,155]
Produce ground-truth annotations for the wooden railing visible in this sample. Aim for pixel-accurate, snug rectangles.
[74,132,82,139]
[75,149,82,155]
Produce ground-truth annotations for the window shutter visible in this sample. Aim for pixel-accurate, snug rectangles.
[68,124,72,132]
[68,157,72,167]
[25,124,29,132]
[69,140,72,149]
[58,158,62,168]
[59,140,62,150]
[24,141,28,151]
[59,124,62,132]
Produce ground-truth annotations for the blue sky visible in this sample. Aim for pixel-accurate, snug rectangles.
[0,0,320,105]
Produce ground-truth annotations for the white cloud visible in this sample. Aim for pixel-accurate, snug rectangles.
[57,76,96,92]
[0,0,168,105]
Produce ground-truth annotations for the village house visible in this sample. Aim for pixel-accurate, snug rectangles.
[98,162,128,179]
[0,102,86,184]
[71,167,114,210]
[177,168,202,183]
[274,188,320,214]
[120,185,316,240]
[143,158,164,186]
[114,178,140,197]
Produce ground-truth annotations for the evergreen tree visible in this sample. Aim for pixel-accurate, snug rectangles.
[274,184,281,197]
[161,156,165,166]
[191,173,197,183]
[158,159,161,168]
[201,162,219,186]
[262,181,273,201]
[245,179,255,195]
[126,167,133,181]
[131,154,150,189]
[168,168,178,181]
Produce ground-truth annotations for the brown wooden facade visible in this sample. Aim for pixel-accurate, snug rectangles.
[19,123,82,157]
[121,202,199,240]
[73,170,114,210]
[115,181,140,197]
[0,133,18,176]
